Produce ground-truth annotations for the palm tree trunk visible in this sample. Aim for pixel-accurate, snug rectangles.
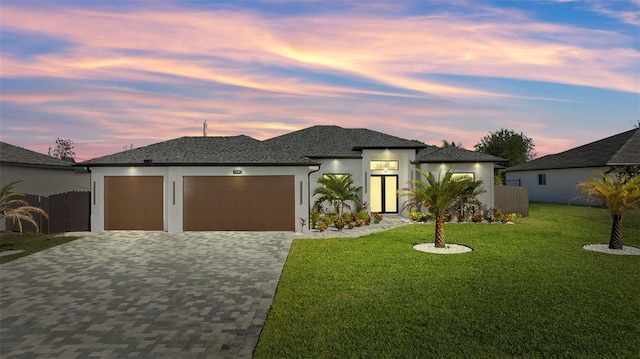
[434,217,446,248]
[609,214,623,250]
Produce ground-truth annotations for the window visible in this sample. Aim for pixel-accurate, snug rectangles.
[451,172,475,181]
[538,174,546,185]
[323,173,347,181]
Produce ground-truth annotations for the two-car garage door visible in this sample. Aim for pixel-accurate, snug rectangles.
[104,175,295,231]
[183,176,295,231]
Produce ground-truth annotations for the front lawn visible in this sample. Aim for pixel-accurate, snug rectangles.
[0,232,81,264]
[255,203,640,358]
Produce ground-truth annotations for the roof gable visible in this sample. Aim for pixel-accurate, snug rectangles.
[0,142,75,168]
[263,125,427,158]
[415,146,506,163]
[507,128,640,172]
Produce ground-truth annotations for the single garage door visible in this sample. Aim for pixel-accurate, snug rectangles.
[105,176,164,230]
[183,175,295,231]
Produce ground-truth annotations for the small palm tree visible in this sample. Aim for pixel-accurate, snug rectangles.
[313,174,362,218]
[399,169,484,248]
[0,181,49,234]
[576,172,640,250]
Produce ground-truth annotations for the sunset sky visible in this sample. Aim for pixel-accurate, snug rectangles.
[1,0,638,162]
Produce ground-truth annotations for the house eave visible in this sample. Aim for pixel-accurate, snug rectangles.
[307,155,363,160]
[1,161,77,170]
[411,159,502,165]
[81,161,321,168]
[506,164,611,172]
[353,145,427,151]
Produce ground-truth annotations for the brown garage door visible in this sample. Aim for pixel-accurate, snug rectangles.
[105,176,163,230]
[183,175,294,231]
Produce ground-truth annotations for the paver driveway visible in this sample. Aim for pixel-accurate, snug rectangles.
[0,231,293,359]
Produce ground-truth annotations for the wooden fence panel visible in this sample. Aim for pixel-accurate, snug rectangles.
[5,194,49,233]
[48,193,65,234]
[494,185,529,217]
[49,192,91,233]
[38,195,50,234]
[65,191,89,232]
[4,191,89,234]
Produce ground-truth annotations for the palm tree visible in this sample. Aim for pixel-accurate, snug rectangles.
[313,174,362,218]
[0,181,49,234]
[399,169,484,248]
[576,172,640,250]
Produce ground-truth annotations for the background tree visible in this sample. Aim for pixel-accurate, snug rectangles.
[441,140,463,148]
[399,169,484,248]
[51,138,76,162]
[1,181,49,234]
[576,172,640,250]
[474,128,535,168]
[313,174,362,218]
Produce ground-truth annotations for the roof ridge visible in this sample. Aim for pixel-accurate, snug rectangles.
[607,128,640,165]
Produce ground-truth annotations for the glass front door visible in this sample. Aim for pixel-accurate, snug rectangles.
[370,175,398,213]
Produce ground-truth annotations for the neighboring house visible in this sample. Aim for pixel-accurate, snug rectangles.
[505,128,640,205]
[80,125,505,232]
[0,141,91,230]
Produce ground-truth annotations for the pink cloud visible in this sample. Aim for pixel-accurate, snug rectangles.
[1,2,637,160]
[2,4,637,97]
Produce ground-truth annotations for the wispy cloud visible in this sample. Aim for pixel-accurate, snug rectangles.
[1,1,637,159]
[588,0,640,26]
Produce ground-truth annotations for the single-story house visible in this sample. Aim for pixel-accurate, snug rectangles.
[0,141,91,231]
[80,125,505,232]
[505,128,640,205]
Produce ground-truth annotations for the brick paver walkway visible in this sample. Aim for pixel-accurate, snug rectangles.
[0,231,293,359]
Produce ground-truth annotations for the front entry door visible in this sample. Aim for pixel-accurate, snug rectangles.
[370,175,398,213]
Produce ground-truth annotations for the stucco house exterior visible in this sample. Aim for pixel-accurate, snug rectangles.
[505,128,640,205]
[0,141,91,231]
[80,125,505,232]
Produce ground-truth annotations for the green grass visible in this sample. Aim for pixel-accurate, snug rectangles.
[255,203,640,358]
[0,232,81,264]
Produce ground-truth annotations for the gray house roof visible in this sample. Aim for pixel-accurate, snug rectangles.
[80,125,506,167]
[80,136,319,166]
[262,125,428,158]
[414,146,507,163]
[506,128,640,172]
[0,142,76,169]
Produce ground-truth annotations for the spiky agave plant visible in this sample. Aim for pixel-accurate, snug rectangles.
[0,181,49,234]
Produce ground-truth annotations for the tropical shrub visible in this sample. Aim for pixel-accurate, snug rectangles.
[472,213,484,223]
[373,212,383,224]
[313,174,362,218]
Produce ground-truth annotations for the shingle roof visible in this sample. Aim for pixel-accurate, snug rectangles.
[80,125,505,167]
[80,136,319,166]
[0,142,76,168]
[506,128,640,172]
[262,125,427,158]
[414,146,507,163]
